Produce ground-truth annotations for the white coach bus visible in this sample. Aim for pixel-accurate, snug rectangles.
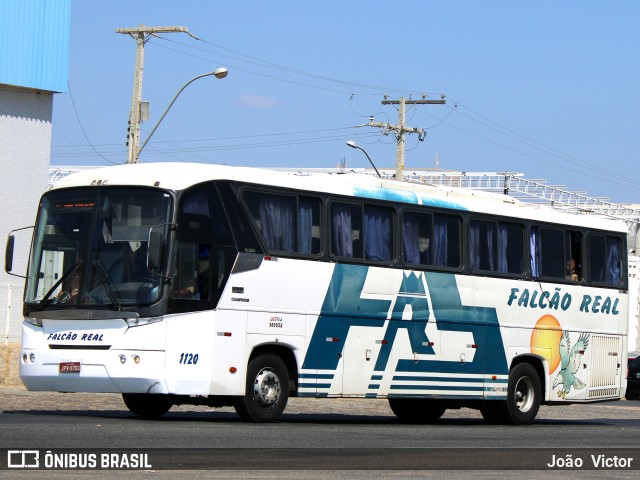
[6,163,629,425]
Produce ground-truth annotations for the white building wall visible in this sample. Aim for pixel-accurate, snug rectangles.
[0,84,51,343]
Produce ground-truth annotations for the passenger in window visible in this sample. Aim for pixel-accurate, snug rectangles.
[418,236,431,264]
[565,259,580,281]
[174,278,197,299]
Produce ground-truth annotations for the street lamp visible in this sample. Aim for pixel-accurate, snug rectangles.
[346,140,381,178]
[136,67,228,160]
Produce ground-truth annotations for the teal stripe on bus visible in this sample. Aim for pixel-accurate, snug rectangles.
[392,375,508,383]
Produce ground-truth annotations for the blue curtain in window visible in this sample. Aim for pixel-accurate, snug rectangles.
[332,204,353,257]
[403,215,420,264]
[298,199,313,254]
[486,225,495,272]
[530,227,539,277]
[183,192,209,216]
[259,196,295,251]
[433,217,448,267]
[606,237,621,284]
[469,222,480,270]
[497,224,508,273]
[364,206,391,261]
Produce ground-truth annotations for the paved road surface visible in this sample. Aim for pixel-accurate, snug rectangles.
[1,386,639,479]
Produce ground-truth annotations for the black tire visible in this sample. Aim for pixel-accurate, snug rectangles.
[234,354,289,422]
[624,391,637,401]
[505,363,541,425]
[122,393,173,418]
[388,398,447,423]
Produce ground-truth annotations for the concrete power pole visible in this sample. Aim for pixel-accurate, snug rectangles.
[368,96,446,180]
[116,25,191,164]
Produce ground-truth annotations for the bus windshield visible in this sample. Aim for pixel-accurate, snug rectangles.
[25,187,172,308]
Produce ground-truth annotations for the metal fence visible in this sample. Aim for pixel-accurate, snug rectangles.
[0,282,23,344]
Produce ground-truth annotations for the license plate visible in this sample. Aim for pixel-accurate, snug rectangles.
[636,373,640,379]
[59,362,81,373]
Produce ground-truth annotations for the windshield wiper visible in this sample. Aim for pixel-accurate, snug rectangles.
[38,260,82,308]
[92,259,122,311]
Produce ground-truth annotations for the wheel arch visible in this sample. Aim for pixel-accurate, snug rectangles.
[510,354,547,401]
[249,344,299,396]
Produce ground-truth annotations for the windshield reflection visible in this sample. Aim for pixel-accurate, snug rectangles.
[26,188,172,308]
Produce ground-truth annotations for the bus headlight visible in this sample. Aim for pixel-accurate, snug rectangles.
[25,317,42,327]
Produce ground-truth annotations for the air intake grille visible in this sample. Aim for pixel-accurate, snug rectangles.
[588,335,622,398]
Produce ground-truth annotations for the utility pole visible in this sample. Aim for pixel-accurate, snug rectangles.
[366,96,446,180]
[116,25,192,164]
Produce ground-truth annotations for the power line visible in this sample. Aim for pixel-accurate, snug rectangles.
[154,34,441,97]
[52,131,383,159]
[416,101,640,189]
[66,82,119,165]
[52,126,361,150]
[60,27,638,195]
[422,109,640,190]
[446,99,640,188]
[152,31,639,191]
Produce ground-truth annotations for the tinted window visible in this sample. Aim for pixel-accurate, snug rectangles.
[402,211,459,269]
[170,186,236,313]
[364,205,392,261]
[588,234,622,285]
[332,202,393,262]
[469,220,524,274]
[245,191,321,255]
[402,211,433,266]
[433,214,460,268]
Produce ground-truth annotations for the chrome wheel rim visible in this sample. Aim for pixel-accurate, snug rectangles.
[514,376,534,412]
[253,368,281,408]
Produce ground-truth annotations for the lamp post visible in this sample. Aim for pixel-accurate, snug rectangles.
[346,140,381,178]
[133,67,228,162]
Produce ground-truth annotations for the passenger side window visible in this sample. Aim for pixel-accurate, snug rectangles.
[565,231,582,281]
[403,211,433,266]
[331,202,393,262]
[433,213,460,268]
[169,186,235,313]
[244,191,321,255]
[531,227,581,280]
[536,228,565,278]
[402,211,460,269]
[588,234,622,285]
[469,219,523,274]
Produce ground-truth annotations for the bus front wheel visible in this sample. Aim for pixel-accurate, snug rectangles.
[122,393,173,418]
[234,354,289,422]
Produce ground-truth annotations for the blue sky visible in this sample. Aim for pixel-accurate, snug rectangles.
[52,1,640,203]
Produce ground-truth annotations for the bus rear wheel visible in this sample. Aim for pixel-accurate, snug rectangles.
[482,363,541,425]
[234,354,289,422]
[122,393,173,418]
[388,398,446,423]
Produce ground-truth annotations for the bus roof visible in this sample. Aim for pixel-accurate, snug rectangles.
[50,162,628,233]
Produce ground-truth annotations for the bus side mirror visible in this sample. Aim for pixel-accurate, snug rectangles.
[147,231,164,271]
[5,235,15,273]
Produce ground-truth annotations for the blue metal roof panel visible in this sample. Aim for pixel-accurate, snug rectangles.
[0,0,71,92]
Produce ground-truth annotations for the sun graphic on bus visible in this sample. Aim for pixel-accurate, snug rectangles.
[530,314,563,374]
